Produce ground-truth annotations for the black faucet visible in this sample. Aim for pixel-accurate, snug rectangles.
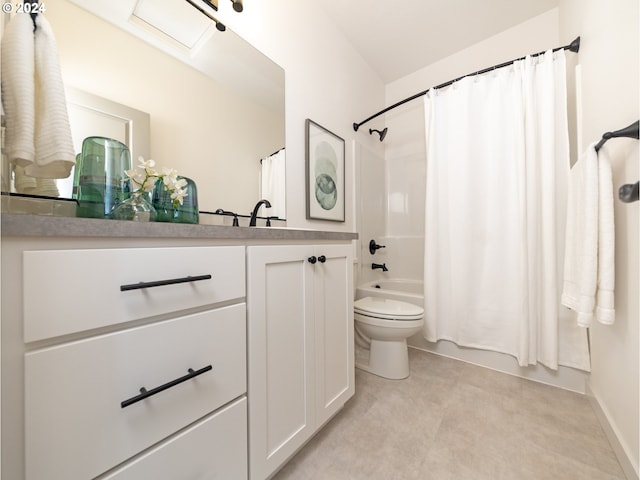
[369,240,386,255]
[372,263,388,272]
[215,209,240,226]
[249,199,272,226]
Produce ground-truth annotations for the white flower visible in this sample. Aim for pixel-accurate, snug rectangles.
[138,156,156,171]
[161,167,179,183]
[171,188,188,205]
[125,156,188,207]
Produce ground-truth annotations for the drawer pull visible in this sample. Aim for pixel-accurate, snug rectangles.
[120,274,212,292]
[120,365,213,408]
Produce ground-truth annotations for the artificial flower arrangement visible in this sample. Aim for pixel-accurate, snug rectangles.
[125,156,188,207]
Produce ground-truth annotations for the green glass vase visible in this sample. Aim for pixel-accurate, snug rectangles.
[152,176,199,224]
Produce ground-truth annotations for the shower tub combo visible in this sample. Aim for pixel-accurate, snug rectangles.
[356,279,424,308]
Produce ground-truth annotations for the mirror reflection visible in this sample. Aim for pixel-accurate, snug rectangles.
[47,0,286,219]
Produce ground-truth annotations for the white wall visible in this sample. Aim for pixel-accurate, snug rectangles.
[559,1,639,477]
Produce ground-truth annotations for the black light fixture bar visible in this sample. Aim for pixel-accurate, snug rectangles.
[353,37,581,132]
[185,0,226,31]
[202,0,218,11]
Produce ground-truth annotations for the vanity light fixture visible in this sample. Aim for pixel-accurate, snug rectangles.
[231,0,243,12]
[185,0,226,31]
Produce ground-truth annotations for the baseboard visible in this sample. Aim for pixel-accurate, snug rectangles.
[408,338,589,393]
[585,383,639,480]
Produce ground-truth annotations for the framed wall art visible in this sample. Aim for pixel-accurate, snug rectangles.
[305,119,345,222]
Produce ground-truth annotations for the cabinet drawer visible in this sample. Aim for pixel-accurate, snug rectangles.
[23,246,245,342]
[99,397,247,480]
[25,304,246,480]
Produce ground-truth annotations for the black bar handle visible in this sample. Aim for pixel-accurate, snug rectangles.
[121,365,213,408]
[120,274,212,292]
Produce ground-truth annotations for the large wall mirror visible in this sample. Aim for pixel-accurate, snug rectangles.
[47,0,285,219]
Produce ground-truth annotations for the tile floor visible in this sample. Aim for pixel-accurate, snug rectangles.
[273,348,626,480]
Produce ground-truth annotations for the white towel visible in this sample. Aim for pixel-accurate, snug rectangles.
[561,143,615,327]
[1,14,36,166]
[1,13,75,179]
[595,148,615,324]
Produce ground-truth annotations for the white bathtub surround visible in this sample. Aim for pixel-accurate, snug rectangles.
[356,279,424,307]
[355,143,387,286]
[423,49,590,372]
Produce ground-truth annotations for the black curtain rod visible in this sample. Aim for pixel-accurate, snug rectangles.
[259,147,284,164]
[353,36,581,132]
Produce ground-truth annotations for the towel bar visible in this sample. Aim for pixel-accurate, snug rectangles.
[595,120,639,203]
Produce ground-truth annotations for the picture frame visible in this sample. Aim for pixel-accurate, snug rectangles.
[305,119,345,222]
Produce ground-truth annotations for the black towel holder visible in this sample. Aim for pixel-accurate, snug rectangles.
[594,120,639,152]
[594,120,639,203]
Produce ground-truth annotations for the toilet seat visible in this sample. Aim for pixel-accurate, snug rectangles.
[354,297,423,321]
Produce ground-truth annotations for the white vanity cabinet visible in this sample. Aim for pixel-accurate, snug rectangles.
[1,214,358,480]
[247,244,354,480]
[8,244,248,480]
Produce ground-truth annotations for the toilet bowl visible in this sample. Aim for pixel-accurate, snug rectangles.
[354,296,424,380]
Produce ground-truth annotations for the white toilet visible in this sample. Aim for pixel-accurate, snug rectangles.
[354,296,424,380]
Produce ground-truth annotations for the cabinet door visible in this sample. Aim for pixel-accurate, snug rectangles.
[313,244,355,426]
[247,245,316,480]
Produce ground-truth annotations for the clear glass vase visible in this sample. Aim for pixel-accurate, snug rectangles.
[110,191,156,222]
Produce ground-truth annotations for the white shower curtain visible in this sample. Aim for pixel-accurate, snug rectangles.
[424,50,590,371]
[260,148,286,219]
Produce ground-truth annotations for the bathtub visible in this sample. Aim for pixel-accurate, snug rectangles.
[355,279,424,309]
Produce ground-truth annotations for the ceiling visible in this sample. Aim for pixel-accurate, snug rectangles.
[318,0,560,84]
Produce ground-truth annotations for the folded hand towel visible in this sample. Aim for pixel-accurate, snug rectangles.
[561,143,615,327]
[1,14,75,180]
[28,14,75,178]
[1,14,36,166]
